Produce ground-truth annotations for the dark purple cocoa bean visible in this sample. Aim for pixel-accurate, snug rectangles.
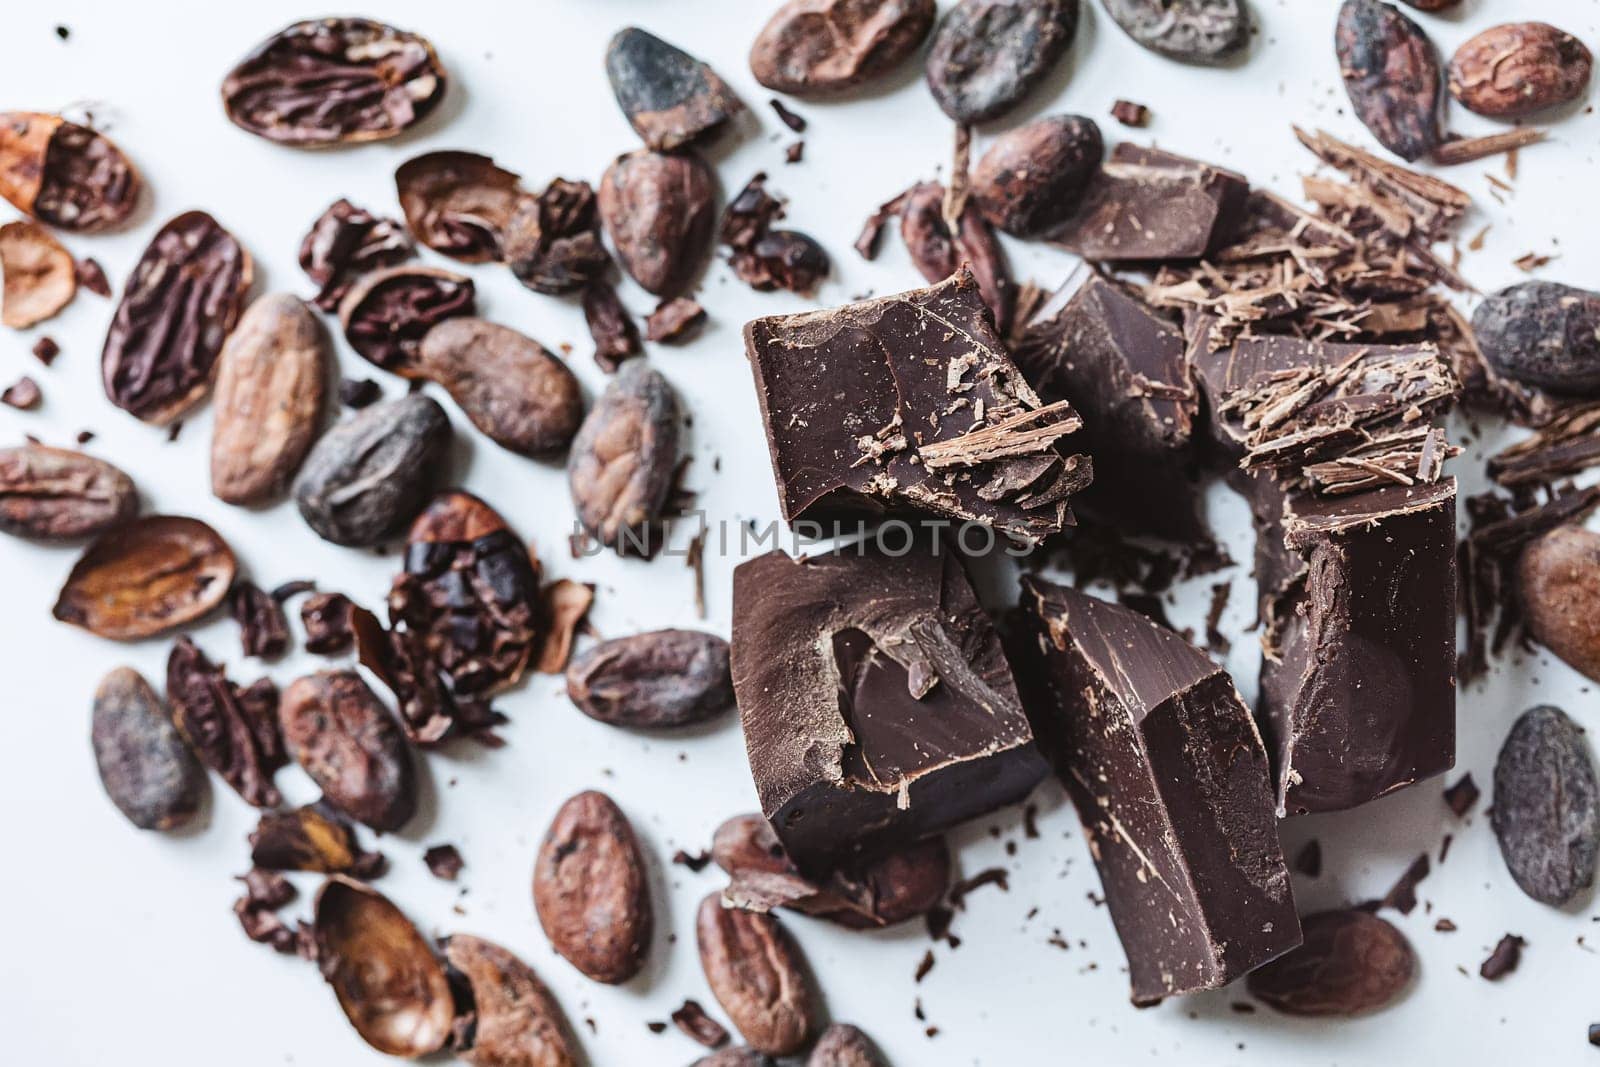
[1472,281,1600,395]
[533,791,653,984]
[1101,0,1247,62]
[1335,0,1443,162]
[971,114,1102,236]
[606,28,745,151]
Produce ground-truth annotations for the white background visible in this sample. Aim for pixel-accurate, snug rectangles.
[3,1,1599,1064]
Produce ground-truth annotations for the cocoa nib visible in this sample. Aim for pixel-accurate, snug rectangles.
[583,282,643,373]
[166,637,284,809]
[298,199,413,312]
[301,592,358,654]
[720,173,829,295]
[229,580,290,659]
[504,178,611,295]
[423,843,464,881]
[249,804,386,877]
[673,999,730,1049]
[339,265,476,371]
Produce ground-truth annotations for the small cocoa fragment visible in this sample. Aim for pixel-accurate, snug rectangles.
[298,199,413,313]
[566,630,732,729]
[673,999,730,1049]
[76,257,111,297]
[91,666,205,831]
[504,179,612,295]
[422,844,463,881]
[535,579,595,674]
[53,517,236,640]
[583,283,643,374]
[281,669,417,832]
[696,894,815,1055]
[533,791,653,984]
[229,580,289,659]
[599,149,717,296]
[0,443,137,540]
[301,592,357,654]
[1,376,40,410]
[249,804,385,876]
[809,1023,888,1067]
[647,297,707,343]
[1449,23,1592,118]
[0,219,76,328]
[166,637,283,809]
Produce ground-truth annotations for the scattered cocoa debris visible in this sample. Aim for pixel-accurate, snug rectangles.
[75,430,94,444]
[1204,581,1232,655]
[1435,918,1457,933]
[645,296,705,343]
[785,141,804,164]
[1294,840,1322,878]
[686,527,707,619]
[1380,853,1430,915]
[671,999,729,1049]
[250,805,386,877]
[1022,803,1039,840]
[75,256,111,296]
[914,950,935,983]
[1444,773,1480,817]
[31,337,59,365]
[1111,100,1149,127]
[926,905,954,944]
[423,844,464,881]
[229,580,290,659]
[1432,128,1546,167]
[719,173,829,294]
[769,98,806,132]
[339,378,382,408]
[854,189,907,260]
[534,579,594,674]
[672,849,711,872]
[948,868,1009,909]
[583,281,642,372]
[2,377,41,410]
[1514,251,1554,272]
[1480,934,1526,981]
[233,867,309,956]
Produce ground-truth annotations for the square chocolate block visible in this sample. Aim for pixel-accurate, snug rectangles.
[743,269,1090,546]
[1016,264,1206,541]
[1260,479,1458,815]
[731,539,1048,874]
[1013,577,1301,1002]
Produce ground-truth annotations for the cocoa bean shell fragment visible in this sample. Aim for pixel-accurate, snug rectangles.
[0,111,140,231]
[1101,0,1248,63]
[565,629,732,729]
[1335,0,1443,162]
[0,219,76,328]
[598,149,717,297]
[53,516,237,639]
[503,179,611,296]
[210,293,329,505]
[970,114,1103,237]
[339,264,476,371]
[925,0,1080,124]
[1518,527,1600,683]
[222,18,446,146]
[750,0,938,95]
[0,443,137,540]
[101,211,253,424]
[396,151,524,263]
[1246,909,1415,1016]
[442,934,581,1067]
[416,319,584,456]
[313,876,455,1058]
[281,670,417,832]
[567,361,681,556]
[1449,22,1592,119]
[1472,281,1600,395]
[695,894,815,1055]
[249,804,385,876]
[533,790,653,985]
[293,394,452,547]
[91,666,205,831]
[606,28,745,151]
[1492,705,1600,907]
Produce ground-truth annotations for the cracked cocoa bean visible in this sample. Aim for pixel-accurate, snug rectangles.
[566,629,732,729]
[0,443,137,540]
[281,670,417,832]
[92,666,205,831]
[971,114,1102,236]
[0,111,140,231]
[166,636,284,809]
[0,219,76,328]
[1335,0,1443,162]
[1492,705,1600,906]
[696,893,815,1055]
[504,178,611,296]
[298,199,414,312]
[926,0,1080,124]
[751,0,937,94]
[415,318,583,456]
[1449,22,1591,118]
[567,361,680,556]
[533,790,653,984]
[598,149,717,296]
[249,804,385,876]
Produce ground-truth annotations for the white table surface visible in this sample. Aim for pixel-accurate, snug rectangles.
[3,1,1599,1064]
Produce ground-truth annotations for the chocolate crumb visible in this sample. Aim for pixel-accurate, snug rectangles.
[1381,853,1430,915]
[646,1021,667,1035]
[1023,803,1039,839]
[770,98,806,132]
[1444,773,1480,816]
[75,257,111,296]
[75,430,94,444]
[423,844,464,881]
[55,25,70,41]
[1480,934,1526,981]
[915,950,935,983]
[949,867,1009,909]
[1440,833,1453,864]
[166,420,183,442]
[786,140,804,164]
[31,337,59,365]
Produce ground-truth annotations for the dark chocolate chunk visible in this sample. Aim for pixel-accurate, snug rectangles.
[606,28,744,151]
[1016,264,1205,540]
[1014,577,1300,1002]
[1049,144,1248,263]
[731,538,1048,874]
[742,270,1091,545]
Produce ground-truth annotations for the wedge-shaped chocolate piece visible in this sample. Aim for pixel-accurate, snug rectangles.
[732,540,1048,873]
[743,270,1090,545]
[1013,578,1301,1002]
[1016,265,1204,540]
[1260,479,1457,815]
[1050,144,1248,263]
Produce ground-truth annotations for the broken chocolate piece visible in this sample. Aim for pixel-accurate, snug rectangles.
[742,270,1090,545]
[1014,577,1301,1002]
[1049,145,1248,263]
[1015,264,1205,540]
[731,537,1048,873]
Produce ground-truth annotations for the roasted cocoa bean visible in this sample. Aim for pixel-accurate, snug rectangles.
[695,894,815,1055]
[1519,526,1600,683]
[504,179,611,296]
[0,219,76,328]
[91,666,205,831]
[0,111,140,231]
[339,264,476,371]
[751,0,937,94]
[313,876,454,1057]
[566,629,732,728]
[808,1023,887,1067]
[1492,705,1600,906]
[389,491,543,699]
[293,395,452,547]
[281,670,417,832]
[971,114,1102,236]
[166,636,284,809]
[0,443,137,540]
[102,211,252,424]
[900,182,1014,333]
[606,28,745,151]
[415,319,583,456]
[395,151,524,263]
[210,293,329,505]
[925,0,1080,124]
[442,935,580,1067]
[1449,22,1591,118]
[1246,910,1414,1015]
[1472,281,1600,395]
[598,149,717,296]
[222,18,446,146]
[53,516,236,639]
[249,805,385,876]
[1335,0,1443,162]
[298,199,414,312]
[533,790,653,984]
[1101,0,1247,63]
[567,361,681,556]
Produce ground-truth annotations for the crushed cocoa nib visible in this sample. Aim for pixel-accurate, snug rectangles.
[1380,853,1430,915]
[645,297,705,343]
[299,199,414,312]
[301,592,357,654]
[229,580,290,659]
[234,867,307,956]
[504,178,611,295]
[31,337,58,365]
[2,377,42,410]
[1444,773,1480,817]
[769,99,806,132]
[423,843,464,881]
[671,999,729,1049]
[720,173,829,295]
[75,256,111,296]
[339,378,382,409]
[1111,100,1150,127]
[948,868,1009,909]
[1480,934,1526,981]
[352,604,506,747]
[583,282,641,373]
[915,950,935,982]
